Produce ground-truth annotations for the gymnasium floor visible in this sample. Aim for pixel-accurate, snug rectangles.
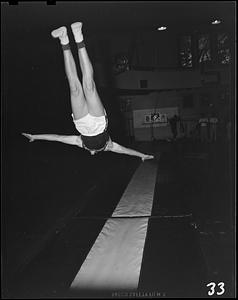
[3,136,235,298]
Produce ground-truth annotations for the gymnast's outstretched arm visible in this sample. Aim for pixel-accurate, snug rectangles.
[22,133,83,147]
[106,141,154,161]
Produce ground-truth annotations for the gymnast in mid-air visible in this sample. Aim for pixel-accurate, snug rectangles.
[22,22,154,161]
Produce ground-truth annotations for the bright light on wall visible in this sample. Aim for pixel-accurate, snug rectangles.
[211,19,221,25]
[157,26,167,31]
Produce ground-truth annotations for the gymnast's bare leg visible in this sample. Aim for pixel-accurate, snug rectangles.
[71,22,105,117]
[51,26,88,120]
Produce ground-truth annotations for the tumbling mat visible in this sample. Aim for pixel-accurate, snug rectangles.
[70,161,157,292]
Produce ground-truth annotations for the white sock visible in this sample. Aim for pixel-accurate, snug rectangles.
[60,35,69,45]
[71,22,84,43]
[51,26,69,45]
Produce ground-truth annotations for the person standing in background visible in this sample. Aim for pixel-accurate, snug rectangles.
[169,114,179,141]
[198,113,209,143]
[209,113,218,142]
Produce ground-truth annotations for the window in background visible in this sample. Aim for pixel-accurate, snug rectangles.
[140,80,148,88]
[198,34,211,63]
[199,94,211,107]
[179,35,193,68]
[217,33,231,65]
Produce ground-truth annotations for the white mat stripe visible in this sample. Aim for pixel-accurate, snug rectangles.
[70,161,157,292]
[112,162,157,217]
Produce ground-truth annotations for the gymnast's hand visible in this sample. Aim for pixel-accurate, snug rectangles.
[141,154,154,162]
[22,133,34,142]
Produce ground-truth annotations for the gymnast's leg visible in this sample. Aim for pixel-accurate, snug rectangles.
[51,26,88,120]
[71,22,105,117]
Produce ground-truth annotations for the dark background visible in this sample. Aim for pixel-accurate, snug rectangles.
[2,1,236,298]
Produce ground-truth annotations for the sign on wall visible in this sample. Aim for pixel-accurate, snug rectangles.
[133,107,179,129]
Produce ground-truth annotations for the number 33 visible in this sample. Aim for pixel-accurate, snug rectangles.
[206,282,225,296]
